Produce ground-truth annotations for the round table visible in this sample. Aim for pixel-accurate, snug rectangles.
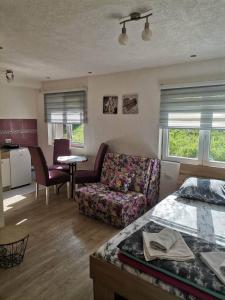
[0,225,29,268]
[57,155,88,198]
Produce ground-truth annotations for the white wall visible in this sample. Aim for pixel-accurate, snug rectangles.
[38,58,225,196]
[0,83,39,226]
[38,76,88,164]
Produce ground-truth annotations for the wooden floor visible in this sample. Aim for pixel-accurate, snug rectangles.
[0,187,118,300]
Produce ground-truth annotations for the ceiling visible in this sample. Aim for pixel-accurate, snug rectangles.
[1,0,225,82]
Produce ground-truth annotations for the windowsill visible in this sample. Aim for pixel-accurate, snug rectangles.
[162,156,200,165]
[162,157,225,168]
[71,143,84,149]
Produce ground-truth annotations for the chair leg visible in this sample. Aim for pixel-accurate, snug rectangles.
[35,182,39,200]
[67,182,70,200]
[54,185,57,194]
[46,187,49,205]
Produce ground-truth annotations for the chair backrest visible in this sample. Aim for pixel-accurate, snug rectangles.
[101,152,152,195]
[94,143,108,178]
[28,146,49,186]
[53,139,71,164]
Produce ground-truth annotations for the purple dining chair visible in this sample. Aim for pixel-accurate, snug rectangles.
[28,146,70,205]
[74,143,108,184]
[49,139,71,173]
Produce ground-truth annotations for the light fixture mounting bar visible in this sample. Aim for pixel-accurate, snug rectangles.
[119,11,152,25]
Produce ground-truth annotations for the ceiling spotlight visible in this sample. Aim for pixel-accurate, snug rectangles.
[118,23,128,46]
[142,18,152,41]
[5,69,14,83]
[118,10,152,46]
[0,68,15,82]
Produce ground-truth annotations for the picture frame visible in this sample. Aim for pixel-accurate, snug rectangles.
[103,96,118,114]
[122,94,138,114]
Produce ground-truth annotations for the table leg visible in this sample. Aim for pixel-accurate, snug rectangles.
[70,164,73,199]
[71,163,77,199]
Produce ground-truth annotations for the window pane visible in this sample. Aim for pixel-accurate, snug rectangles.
[71,124,84,145]
[63,124,68,138]
[168,129,199,158]
[209,129,225,162]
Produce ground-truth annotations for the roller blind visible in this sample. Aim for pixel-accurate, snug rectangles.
[160,85,225,129]
[44,90,87,124]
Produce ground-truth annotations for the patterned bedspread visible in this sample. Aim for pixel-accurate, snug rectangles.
[95,193,225,300]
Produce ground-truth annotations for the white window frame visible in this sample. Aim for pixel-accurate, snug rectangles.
[160,81,225,168]
[161,128,225,168]
[48,123,85,148]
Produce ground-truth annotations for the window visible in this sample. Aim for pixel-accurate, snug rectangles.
[167,128,199,159]
[64,124,84,145]
[48,123,84,147]
[209,129,225,162]
[160,85,225,166]
[44,90,87,147]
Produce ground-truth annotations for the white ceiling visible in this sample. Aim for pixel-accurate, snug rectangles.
[1,0,225,82]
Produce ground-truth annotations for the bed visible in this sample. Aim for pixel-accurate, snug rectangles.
[90,164,225,300]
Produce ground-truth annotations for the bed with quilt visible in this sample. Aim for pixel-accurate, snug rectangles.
[90,164,225,300]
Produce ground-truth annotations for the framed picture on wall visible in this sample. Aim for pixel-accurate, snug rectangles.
[122,94,138,114]
[103,96,118,114]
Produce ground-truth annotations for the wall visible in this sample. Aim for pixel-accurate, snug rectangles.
[0,83,39,225]
[0,83,39,119]
[38,76,88,164]
[38,58,225,196]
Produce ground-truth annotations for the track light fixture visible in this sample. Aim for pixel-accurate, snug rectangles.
[6,69,14,82]
[118,10,152,45]
[142,17,152,41]
[0,68,15,83]
[118,23,128,45]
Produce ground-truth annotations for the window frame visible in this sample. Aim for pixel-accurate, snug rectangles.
[48,123,85,148]
[161,128,225,168]
[161,128,202,165]
[66,124,85,148]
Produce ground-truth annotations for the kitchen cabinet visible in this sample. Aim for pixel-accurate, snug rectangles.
[10,148,31,188]
[0,148,32,189]
[1,158,11,188]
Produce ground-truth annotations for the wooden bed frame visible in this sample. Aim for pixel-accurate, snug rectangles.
[90,163,225,300]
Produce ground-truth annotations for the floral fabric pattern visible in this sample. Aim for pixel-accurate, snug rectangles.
[177,177,225,206]
[147,159,161,207]
[109,171,133,193]
[95,193,225,300]
[76,183,147,228]
[118,221,225,298]
[76,153,160,228]
[101,153,153,195]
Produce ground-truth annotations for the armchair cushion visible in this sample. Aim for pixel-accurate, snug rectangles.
[76,183,147,228]
[101,153,152,194]
[76,152,161,228]
[109,171,134,193]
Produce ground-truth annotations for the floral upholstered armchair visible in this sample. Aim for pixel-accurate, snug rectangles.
[75,153,160,228]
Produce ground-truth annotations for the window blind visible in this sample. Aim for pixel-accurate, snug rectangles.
[44,90,87,124]
[160,85,225,129]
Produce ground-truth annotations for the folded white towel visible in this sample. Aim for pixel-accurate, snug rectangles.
[143,231,194,262]
[200,252,225,284]
[150,228,180,252]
